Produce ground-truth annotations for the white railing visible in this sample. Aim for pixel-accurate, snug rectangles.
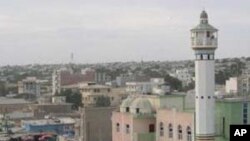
[191,37,217,47]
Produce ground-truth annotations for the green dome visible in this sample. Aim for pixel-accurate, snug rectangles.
[121,97,134,108]
[200,10,208,19]
[130,98,153,114]
[120,97,135,112]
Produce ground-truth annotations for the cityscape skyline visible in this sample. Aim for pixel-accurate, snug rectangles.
[0,0,250,65]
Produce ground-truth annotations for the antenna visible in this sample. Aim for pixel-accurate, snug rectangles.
[70,52,74,64]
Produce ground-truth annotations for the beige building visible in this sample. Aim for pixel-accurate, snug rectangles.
[18,77,41,96]
[80,83,127,107]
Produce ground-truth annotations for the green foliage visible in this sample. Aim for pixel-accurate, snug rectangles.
[215,61,245,85]
[58,89,83,110]
[0,82,6,96]
[95,96,111,107]
[13,93,36,100]
[182,81,195,92]
[164,74,182,91]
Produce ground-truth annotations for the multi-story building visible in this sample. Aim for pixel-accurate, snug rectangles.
[125,78,170,95]
[225,77,238,94]
[225,76,250,95]
[170,68,194,87]
[80,83,126,107]
[18,77,41,96]
[52,68,111,95]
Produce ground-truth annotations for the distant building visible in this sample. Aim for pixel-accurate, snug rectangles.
[225,77,238,94]
[79,83,126,107]
[18,77,41,96]
[0,97,33,114]
[52,69,86,95]
[225,76,250,95]
[22,117,75,136]
[125,78,171,95]
[170,68,193,87]
[52,68,111,95]
[52,96,66,104]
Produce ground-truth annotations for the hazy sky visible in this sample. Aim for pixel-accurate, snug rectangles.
[0,0,250,65]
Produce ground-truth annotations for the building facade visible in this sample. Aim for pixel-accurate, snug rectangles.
[18,77,41,96]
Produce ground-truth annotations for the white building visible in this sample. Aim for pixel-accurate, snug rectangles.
[18,77,41,96]
[225,75,250,95]
[170,68,194,87]
[191,10,218,141]
[225,77,238,94]
[125,78,171,95]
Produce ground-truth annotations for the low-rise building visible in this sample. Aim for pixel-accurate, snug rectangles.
[18,77,41,96]
[22,117,75,136]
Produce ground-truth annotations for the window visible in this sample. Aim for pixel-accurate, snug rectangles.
[116,123,120,132]
[126,107,130,112]
[187,126,192,141]
[207,31,210,37]
[168,124,173,138]
[126,124,130,134]
[203,54,208,60]
[149,124,155,133]
[243,103,248,124]
[136,108,140,114]
[196,54,201,60]
[159,122,164,137]
[178,125,182,140]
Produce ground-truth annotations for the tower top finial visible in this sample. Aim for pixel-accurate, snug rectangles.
[200,10,208,24]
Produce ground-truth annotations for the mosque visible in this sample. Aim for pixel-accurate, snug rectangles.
[111,11,250,141]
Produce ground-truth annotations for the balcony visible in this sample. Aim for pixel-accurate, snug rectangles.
[191,37,217,48]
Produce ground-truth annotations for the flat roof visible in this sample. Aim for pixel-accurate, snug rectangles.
[216,97,250,103]
[22,117,75,126]
[0,97,32,104]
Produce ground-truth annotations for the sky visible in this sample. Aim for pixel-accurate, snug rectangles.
[0,0,250,65]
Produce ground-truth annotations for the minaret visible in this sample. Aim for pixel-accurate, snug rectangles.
[191,11,218,141]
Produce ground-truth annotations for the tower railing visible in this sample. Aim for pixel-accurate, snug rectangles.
[191,37,217,47]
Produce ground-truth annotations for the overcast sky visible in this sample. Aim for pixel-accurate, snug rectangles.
[0,0,249,65]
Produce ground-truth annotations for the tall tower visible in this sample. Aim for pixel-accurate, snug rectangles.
[191,11,218,141]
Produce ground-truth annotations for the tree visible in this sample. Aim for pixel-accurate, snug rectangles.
[0,82,6,96]
[164,74,182,91]
[95,96,111,107]
[58,89,83,110]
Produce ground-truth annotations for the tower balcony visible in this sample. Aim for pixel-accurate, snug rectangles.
[191,37,217,49]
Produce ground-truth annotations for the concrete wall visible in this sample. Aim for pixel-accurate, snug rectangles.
[83,107,116,141]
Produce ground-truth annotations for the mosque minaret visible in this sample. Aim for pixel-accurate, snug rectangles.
[191,10,218,141]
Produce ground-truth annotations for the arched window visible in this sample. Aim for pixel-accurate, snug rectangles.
[178,125,183,140]
[116,123,120,132]
[187,126,192,141]
[168,123,173,138]
[159,122,164,136]
[126,124,130,134]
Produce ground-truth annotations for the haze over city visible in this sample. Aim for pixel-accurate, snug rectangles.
[0,0,249,65]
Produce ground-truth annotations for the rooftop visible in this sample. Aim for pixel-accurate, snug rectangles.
[22,117,75,126]
[0,97,32,105]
